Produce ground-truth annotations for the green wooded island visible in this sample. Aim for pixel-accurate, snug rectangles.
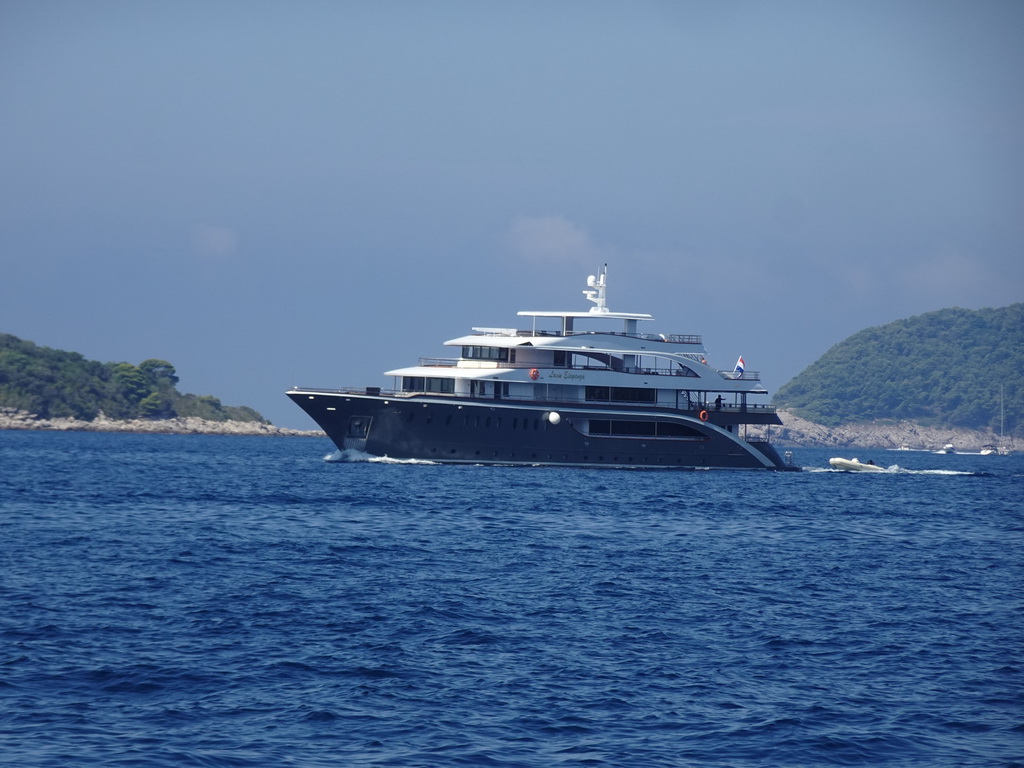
[1,302,1020,447]
[775,304,1021,431]
[0,333,315,436]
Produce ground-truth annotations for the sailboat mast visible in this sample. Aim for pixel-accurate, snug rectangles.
[1000,384,1005,440]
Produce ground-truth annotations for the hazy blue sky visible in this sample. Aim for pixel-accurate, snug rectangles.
[3,1,1022,428]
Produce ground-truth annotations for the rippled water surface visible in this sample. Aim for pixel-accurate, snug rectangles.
[2,432,1021,767]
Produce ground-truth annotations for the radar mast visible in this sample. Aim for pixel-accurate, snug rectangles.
[583,264,609,313]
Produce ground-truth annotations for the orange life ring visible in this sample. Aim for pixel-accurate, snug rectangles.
[529,368,539,380]
[699,410,709,421]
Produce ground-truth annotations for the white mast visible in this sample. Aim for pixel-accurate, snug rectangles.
[583,264,609,313]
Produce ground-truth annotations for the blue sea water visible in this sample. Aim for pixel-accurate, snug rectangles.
[1,431,1021,767]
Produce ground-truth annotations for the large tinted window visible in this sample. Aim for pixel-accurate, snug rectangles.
[462,346,509,362]
[425,377,455,393]
[585,386,656,403]
[402,377,454,393]
[589,419,702,438]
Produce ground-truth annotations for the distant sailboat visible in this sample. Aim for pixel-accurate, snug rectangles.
[981,386,1013,456]
[996,385,1012,456]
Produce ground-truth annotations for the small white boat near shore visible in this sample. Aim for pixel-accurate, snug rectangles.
[829,457,887,472]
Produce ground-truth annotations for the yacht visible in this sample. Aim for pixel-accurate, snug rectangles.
[287,266,797,470]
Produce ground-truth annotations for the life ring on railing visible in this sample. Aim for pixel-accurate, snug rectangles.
[529,368,540,380]
[699,410,709,421]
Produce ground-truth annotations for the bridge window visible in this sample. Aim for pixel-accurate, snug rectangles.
[462,345,509,362]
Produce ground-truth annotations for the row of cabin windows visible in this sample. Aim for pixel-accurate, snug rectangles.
[461,346,571,368]
[588,420,703,438]
[406,410,545,431]
[401,378,512,397]
[462,346,510,362]
[460,347,696,377]
[401,379,669,405]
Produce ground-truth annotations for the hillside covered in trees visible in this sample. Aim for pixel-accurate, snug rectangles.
[774,304,1022,432]
[0,333,266,423]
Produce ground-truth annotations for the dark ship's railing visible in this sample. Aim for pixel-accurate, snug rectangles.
[295,386,777,415]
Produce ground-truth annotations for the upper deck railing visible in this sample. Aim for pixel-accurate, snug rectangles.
[471,328,703,345]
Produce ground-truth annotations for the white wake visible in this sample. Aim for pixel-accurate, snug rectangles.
[323,449,438,465]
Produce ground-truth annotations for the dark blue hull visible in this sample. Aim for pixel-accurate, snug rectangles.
[288,389,796,470]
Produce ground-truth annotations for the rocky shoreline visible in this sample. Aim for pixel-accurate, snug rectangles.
[0,408,323,437]
[769,410,1010,452]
